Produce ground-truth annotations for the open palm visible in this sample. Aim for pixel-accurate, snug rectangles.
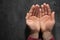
[26,5,40,32]
[40,3,55,32]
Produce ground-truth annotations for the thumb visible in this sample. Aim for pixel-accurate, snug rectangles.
[51,11,55,20]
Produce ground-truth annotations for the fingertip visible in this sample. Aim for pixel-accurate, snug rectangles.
[41,5,44,13]
[52,11,55,15]
[52,11,55,17]
[26,13,28,19]
[43,3,46,5]
[29,5,35,13]
[36,4,40,7]
[32,5,35,7]
[46,4,50,8]
[51,11,55,19]
[41,5,43,8]
[46,4,49,6]
[53,11,55,13]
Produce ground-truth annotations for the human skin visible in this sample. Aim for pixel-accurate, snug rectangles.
[25,4,40,38]
[26,3,55,40]
[40,3,55,40]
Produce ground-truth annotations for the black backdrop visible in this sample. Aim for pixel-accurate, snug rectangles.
[0,0,60,40]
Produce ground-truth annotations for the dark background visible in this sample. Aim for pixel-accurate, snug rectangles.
[0,0,60,40]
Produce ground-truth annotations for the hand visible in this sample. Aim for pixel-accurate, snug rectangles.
[40,3,55,32]
[26,4,40,39]
[26,4,40,32]
[38,3,55,40]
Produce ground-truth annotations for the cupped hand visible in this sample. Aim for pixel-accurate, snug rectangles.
[39,3,55,32]
[26,4,40,32]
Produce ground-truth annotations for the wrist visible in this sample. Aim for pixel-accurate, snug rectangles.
[30,32,39,39]
[43,31,53,40]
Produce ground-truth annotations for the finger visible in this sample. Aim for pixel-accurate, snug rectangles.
[35,4,40,17]
[33,4,37,16]
[37,8,40,18]
[29,5,35,16]
[39,8,42,18]
[43,3,48,15]
[25,13,31,19]
[32,6,36,16]
[41,4,45,16]
[32,4,38,16]
[46,4,51,15]
[33,4,38,16]
[37,7,41,18]
[36,4,40,7]
[29,5,35,13]
[51,11,55,20]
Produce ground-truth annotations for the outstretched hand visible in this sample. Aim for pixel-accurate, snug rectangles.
[26,3,55,39]
[26,3,55,33]
[26,4,40,32]
[39,3,55,32]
